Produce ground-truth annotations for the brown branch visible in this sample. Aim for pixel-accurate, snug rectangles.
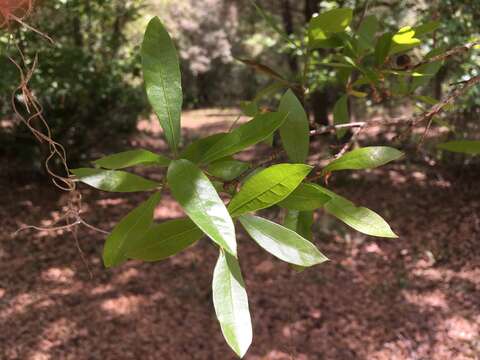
[414,74,480,147]
[393,41,480,71]
[413,74,480,128]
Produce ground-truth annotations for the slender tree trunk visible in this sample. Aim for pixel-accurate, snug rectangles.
[434,66,448,100]
[303,0,332,125]
[281,0,298,73]
[304,0,319,21]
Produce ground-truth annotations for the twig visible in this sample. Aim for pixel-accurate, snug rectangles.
[334,124,366,159]
[309,122,366,136]
[410,74,480,147]
[397,41,480,71]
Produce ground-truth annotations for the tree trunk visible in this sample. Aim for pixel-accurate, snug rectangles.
[304,0,319,21]
[281,0,298,73]
[303,0,333,125]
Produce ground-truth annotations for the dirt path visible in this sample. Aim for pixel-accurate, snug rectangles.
[1,110,479,360]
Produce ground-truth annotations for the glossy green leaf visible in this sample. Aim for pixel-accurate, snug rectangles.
[213,250,252,358]
[309,35,344,49]
[239,215,328,266]
[263,133,274,147]
[200,112,288,164]
[127,218,203,262]
[208,159,250,181]
[103,192,161,268]
[278,90,310,163]
[323,147,404,174]
[142,17,182,154]
[356,15,378,53]
[71,168,160,192]
[284,210,314,241]
[389,26,421,55]
[180,133,227,164]
[228,164,312,217]
[278,183,331,211]
[437,140,480,155]
[167,159,237,256]
[318,186,398,238]
[240,101,258,117]
[374,33,393,65]
[333,95,349,138]
[94,149,170,170]
[284,209,313,273]
[413,21,440,37]
[309,8,353,35]
[308,8,352,49]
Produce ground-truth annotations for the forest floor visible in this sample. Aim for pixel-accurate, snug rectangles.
[1,109,479,360]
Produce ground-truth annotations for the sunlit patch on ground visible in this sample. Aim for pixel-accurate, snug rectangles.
[100,295,144,316]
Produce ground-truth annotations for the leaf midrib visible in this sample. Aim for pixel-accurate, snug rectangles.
[229,169,304,216]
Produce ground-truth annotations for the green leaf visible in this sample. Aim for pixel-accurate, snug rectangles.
[437,140,480,155]
[212,250,252,358]
[253,82,287,102]
[239,215,328,266]
[323,147,404,174]
[278,90,310,163]
[94,149,170,170]
[228,164,312,217]
[142,17,182,154]
[71,168,160,192]
[181,133,227,164]
[318,186,398,238]
[356,15,379,53]
[240,101,258,117]
[103,192,161,268]
[308,8,352,49]
[413,21,440,37]
[333,95,349,139]
[284,210,314,241]
[263,133,274,147]
[285,209,314,273]
[167,159,237,256]
[389,26,421,55]
[278,183,331,211]
[309,8,353,34]
[374,33,393,65]
[208,159,250,181]
[127,218,203,262]
[410,61,442,91]
[426,46,448,59]
[200,112,288,164]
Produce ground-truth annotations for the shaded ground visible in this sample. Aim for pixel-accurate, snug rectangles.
[1,109,479,360]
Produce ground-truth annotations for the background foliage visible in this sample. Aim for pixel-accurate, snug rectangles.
[0,0,145,167]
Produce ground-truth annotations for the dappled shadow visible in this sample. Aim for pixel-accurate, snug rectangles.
[1,110,479,359]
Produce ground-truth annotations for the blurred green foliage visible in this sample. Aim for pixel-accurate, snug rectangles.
[1,0,479,170]
[0,0,146,165]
